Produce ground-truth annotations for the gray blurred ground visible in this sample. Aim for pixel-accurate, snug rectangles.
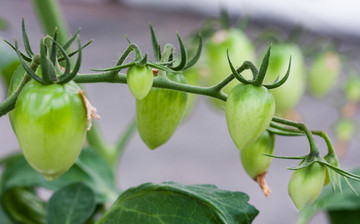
[1,1,360,224]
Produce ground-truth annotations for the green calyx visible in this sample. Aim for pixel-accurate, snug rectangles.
[5,19,90,85]
[227,45,291,89]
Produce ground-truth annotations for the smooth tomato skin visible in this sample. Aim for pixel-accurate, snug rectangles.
[136,73,187,149]
[308,51,341,98]
[240,131,274,179]
[127,65,153,100]
[226,84,275,151]
[14,81,87,181]
[288,162,326,210]
[264,44,305,116]
[206,29,255,109]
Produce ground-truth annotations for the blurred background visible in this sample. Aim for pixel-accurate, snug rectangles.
[2,0,360,223]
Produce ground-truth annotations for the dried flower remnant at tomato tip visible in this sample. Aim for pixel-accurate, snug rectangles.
[79,90,100,130]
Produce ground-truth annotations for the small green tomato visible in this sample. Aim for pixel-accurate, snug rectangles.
[288,162,326,210]
[127,65,153,100]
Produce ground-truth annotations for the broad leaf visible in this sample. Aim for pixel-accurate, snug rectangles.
[297,168,360,224]
[46,183,96,224]
[1,147,119,203]
[98,182,258,224]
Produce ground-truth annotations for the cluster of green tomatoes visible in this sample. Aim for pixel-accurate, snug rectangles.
[2,20,357,213]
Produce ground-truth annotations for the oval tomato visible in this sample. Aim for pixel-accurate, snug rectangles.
[288,162,326,210]
[226,84,275,151]
[263,44,305,116]
[14,80,87,181]
[308,51,341,98]
[136,72,187,149]
[127,65,153,100]
[343,74,360,103]
[334,117,355,142]
[206,29,255,110]
[240,130,274,179]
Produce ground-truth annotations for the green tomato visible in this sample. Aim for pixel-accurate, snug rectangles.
[136,72,187,149]
[226,84,275,151]
[14,80,87,181]
[264,44,305,116]
[240,131,274,179]
[0,38,20,87]
[343,74,360,103]
[308,51,341,98]
[288,162,326,210]
[127,65,153,100]
[206,29,255,110]
[334,118,356,142]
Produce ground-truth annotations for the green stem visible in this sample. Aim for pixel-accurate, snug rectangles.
[86,121,114,164]
[114,118,137,166]
[74,72,228,101]
[31,0,69,45]
[312,130,336,155]
[272,116,320,155]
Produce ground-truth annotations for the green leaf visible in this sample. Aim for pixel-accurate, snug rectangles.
[46,183,96,224]
[1,148,119,203]
[327,209,360,224]
[98,182,258,224]
[1,187,46,224]
[0,197,14,224]
[297,168,360,224]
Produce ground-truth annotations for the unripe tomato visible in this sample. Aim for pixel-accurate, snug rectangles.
[226,84,275,151]
[263,44,305,116]
[0,39,20,87]
[136,72,187,149]
[308,51,341,98]
[240,131,274,179]
[343,74,360,103]
[206,29,255,109]
[127,65,153,100]
[334,118,355,142]
[14,80,87,181]
[288,162,326,210]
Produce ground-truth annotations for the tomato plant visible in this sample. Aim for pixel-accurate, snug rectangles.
[1,2,360,224]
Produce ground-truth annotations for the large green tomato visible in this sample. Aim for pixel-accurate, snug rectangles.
[127,65,153,100]
[206,29,255,109]
[240,130,274,179]
[264,44,305,116]
[14,80,87,181]
[288,162,326,210]
[136,72,187,149]
[226,84,275,151]
[308,51,341,98]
